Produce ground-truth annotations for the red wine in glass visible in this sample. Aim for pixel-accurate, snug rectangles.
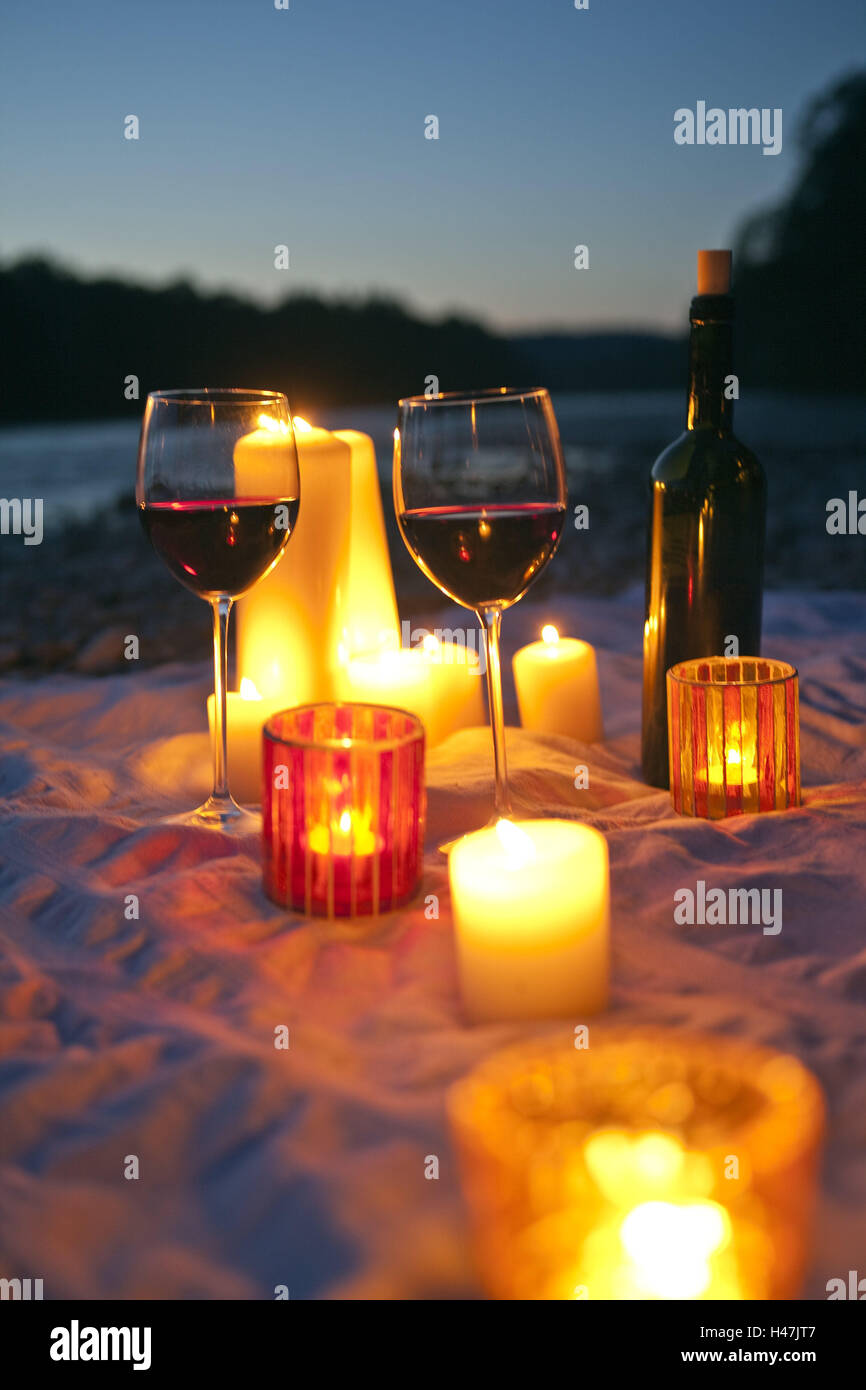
[136,388,301,829]
[398,502,566,609]
[140,498,299,598]
[394,387,567,840]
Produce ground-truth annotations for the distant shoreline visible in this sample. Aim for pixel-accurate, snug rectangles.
[1,387,864,679]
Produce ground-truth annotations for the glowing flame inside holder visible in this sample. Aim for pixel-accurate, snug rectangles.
[618,1199,731,1299]
[448,1030,825,1300]
[667,657,800,818]
[262,703,425,917]
[308,807,377,858]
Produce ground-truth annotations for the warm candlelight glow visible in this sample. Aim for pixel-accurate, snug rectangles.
[448,1030,825,1301]
[584,1130,699,1201]
[206,682,286,804]
[236,424,399,705]
[512,629,603,742]
[341,639,484,747]
[256,413,291,434]
[262,704,425,917]
[619,1200,731,1299]
[668,658,800,817]
[449,818,609,1022]
[308,807,377,857]
[577,1129,735,1296]
[494,816,536,868]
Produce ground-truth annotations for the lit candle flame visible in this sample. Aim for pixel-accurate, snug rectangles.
[495,818,536,869]
[239,677,262,701]
[256,414,291,434]
[291,415,313,433]
[585,1130,686,1203]
[542,624,559,646]
[619,1199,730,1299]
[308,807,377,856]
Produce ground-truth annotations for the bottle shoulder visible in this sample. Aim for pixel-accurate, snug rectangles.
[650,429,765,488]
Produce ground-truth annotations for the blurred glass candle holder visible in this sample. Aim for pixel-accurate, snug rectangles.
[448,1028,824,1301]
[262,703,425,917]
[667,657,800,818]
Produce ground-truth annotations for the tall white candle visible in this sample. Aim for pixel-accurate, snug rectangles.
[449,818,609,1023]
[234,418,399,705]
[513,625,603,743]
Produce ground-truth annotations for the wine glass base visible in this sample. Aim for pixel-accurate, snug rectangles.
[437,823,495,856]
[437,806,523,856]
[166,796,259,834]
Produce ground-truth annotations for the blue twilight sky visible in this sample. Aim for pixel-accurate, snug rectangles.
[0,0,863,332]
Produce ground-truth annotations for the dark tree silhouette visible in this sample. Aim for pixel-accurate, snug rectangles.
[0,71,862,423]
[734,70,866,392]
[0,259,521,424]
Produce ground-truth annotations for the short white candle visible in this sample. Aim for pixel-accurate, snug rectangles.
[206,678,285,805]
[341,637,484,747]
[449,818,609,1023]
[512,625,603,743]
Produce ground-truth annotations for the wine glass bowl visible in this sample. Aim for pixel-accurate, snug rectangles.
[137,389,300,828]
[394,387,567,833]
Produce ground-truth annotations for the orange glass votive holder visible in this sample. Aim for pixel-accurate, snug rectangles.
[448,1029,824,1301]
[667,657,800,818]
[262,703,425,917]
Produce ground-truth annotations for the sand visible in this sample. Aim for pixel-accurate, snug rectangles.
[0,587,864,1299]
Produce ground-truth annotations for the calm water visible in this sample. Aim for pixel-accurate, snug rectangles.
[0,391,863,536]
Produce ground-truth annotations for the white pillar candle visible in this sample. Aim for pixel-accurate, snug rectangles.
[340,637,485,748]
[234,418,399,705]
[206,678,285,805]
[512,625,603,743]
[449,818,609,1023]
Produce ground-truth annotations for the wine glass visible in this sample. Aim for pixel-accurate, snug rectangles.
[394,387,567,836]
[137,388,300,828]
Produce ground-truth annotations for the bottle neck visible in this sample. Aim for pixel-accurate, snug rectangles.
[686,293,734,433]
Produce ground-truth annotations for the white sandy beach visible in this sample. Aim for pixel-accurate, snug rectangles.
[0,587,865,1299]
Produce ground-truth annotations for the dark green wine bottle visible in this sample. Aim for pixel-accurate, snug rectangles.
[641,250,766,788]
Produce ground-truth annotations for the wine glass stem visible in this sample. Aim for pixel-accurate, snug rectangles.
[211,595,233,803]
[479,605,512,820]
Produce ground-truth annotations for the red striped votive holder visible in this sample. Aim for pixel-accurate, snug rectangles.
[262,703,425,916]
[667,658,800,819]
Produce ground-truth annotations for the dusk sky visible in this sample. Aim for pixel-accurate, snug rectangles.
[1,0,862,331]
